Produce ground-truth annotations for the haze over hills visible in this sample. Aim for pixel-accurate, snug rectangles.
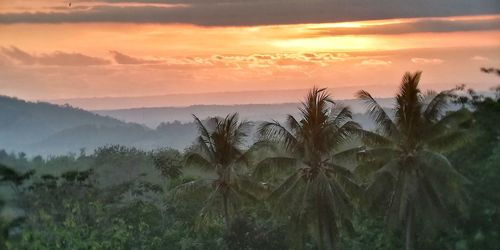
[0,94,387,156]
[48,87,397,110]
[94,99,391,128]
[0,95,199,156]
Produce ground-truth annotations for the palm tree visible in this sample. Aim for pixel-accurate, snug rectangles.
[178,113,258,230]
[355,72,470,250]
[257,87,360,250]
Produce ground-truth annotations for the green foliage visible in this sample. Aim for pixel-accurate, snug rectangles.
[340,214,401,250]
[224,216,288,250]
[153,148,183,179]
[442,98,500,250]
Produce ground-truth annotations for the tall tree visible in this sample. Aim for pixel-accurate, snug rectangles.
[179,113,258,230]
[0,163,32,249]
[257,87,360,250]
[356,72,470,250]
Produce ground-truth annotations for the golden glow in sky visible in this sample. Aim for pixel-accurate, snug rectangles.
[0,0,499,107]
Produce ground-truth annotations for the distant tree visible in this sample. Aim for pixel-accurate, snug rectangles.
[356,72,470,250]
[480,67,500,76]
[0,163,33,248]
[257,87,360,250]
[480,67,500,101]
[0,164,34,186]
[179,114,257,230]
[153,149,183,179]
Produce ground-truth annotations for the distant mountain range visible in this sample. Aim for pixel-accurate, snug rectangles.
[94,99,392,128]
[48,86,395,110]
[0,96,198,156]
[1,95,388,156]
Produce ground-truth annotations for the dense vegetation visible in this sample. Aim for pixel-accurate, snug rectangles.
[1,72,499,249]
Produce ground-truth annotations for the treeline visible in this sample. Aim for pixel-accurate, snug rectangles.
[1,72,499,250]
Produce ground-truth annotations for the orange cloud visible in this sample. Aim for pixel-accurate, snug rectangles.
[411,58,444,65]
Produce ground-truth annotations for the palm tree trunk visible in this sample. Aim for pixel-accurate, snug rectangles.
[405,205,415,250]
[317,201,335,250]
[323,219,335,250]
[317,210,325,250]
[223,194,230,230]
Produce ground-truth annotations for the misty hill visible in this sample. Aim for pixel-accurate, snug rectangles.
[0,95,384,156]
[0,96,122,148]
[94,98,393,128]
[0,96,198,156]
[49,87,393,110]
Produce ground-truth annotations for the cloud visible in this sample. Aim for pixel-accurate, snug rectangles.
[307,17,500,36]
[1,46,110,66]
[411,57,444,65]
[1,46,37,64]
[360,59,392,66]
[110,51,350,69]
[1,0,499,26]
[110,50,163,64]
[471,55,489,61]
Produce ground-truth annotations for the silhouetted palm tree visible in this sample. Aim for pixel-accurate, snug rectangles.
[356,72,470,250]
[179,113,258,230]
[257,87,360,250]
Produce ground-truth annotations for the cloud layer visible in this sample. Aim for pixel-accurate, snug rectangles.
[1,46,110,66]
[1,0,499,26]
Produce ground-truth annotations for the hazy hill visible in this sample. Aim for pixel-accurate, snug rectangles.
[0,95,385,156]
[0,96,198,156]
[49,87,395,110]
[0,96,123,149]
[94,98,393,128]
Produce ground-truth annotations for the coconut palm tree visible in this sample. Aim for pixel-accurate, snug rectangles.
[178,113,258,230]
[355,72,470,250]
[256,87,361,250]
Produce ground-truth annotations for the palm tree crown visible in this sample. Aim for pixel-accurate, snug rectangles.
[179,113,256,229]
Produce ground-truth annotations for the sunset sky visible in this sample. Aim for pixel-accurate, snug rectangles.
[0,0,499,107]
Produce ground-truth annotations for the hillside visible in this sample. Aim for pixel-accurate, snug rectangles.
[94,98,393,128]
[0,96,198,155]
[0,95,381,156]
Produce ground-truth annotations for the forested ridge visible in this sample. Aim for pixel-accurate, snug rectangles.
[1,72,499,250]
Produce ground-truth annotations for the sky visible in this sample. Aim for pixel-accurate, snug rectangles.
[0,0,499,108]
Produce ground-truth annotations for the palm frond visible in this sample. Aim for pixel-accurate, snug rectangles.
[174,178,213,199]
[357,129,394,146]
[258,121,299,151]
[356,90,399,138]
[417,150,469,186]
[426,129,470,153]
[330,105,353,127]
[424,109,472,142]
[357,147,401,165]
[184,152,214,172]
[423,89,454,122]
[332,146,365,165]
[192,115,216,154]
[253,157,298,179]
